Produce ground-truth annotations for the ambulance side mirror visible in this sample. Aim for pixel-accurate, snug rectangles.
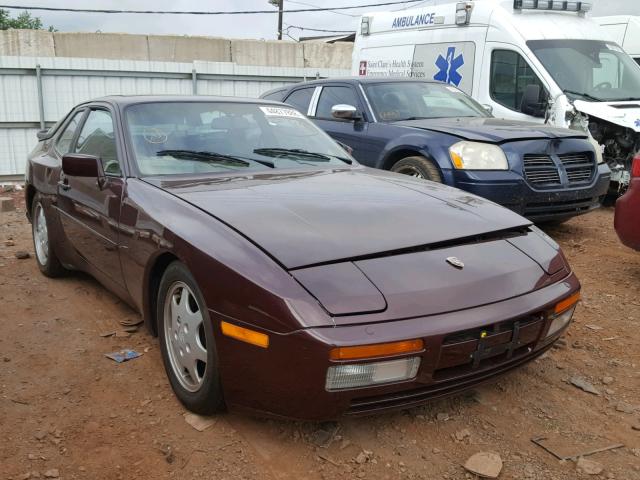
[521,84,547,118]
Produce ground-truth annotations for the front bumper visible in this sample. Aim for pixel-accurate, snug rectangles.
[451,165,611,223]
[215,272,579,421]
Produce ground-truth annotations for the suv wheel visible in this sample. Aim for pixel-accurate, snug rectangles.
[391,156,443,182]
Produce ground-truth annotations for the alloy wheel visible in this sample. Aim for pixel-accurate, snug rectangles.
[33,203,49,265]
[163,281,208,392]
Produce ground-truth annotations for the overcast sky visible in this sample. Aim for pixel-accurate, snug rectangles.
[2,0,638,40]
[0,0,413,40]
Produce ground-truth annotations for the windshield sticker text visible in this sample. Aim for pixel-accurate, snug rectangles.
[260,106,305,118]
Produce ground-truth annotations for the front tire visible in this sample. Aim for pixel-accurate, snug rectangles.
[157,261,224,415]
[32,193,65,277]
[390,156,443,182]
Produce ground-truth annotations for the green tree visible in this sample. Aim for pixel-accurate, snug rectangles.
[0,9,55,31]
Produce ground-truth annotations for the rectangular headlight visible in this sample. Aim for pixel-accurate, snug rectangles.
[546,305,576,338]
[326,357,421,391]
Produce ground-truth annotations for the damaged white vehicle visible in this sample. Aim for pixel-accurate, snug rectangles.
[352,0,640,193]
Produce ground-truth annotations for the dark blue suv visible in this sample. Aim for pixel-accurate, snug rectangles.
[261,78,611,222]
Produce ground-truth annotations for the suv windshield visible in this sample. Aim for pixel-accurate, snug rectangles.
[125,102,352,176]
[363,82,489,121]
[527,39,640,102]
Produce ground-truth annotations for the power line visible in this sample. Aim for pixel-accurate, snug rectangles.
[287,0,360,17]
[0,1,425,16]
[286,25,356,33]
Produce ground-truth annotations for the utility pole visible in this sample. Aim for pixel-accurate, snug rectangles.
[277,0,284,40]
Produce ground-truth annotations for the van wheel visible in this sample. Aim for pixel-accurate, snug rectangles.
[32,193,65,277]
[391,156,443,182]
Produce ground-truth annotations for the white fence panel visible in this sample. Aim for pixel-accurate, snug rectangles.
[0,55,348,178]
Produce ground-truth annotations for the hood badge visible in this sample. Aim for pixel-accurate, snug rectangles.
[446,256,464,269]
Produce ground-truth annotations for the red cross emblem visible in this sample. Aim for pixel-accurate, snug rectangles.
[359,61,367,76]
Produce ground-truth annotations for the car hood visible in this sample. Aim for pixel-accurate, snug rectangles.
[393,117,587,143]
[150,167,531,270]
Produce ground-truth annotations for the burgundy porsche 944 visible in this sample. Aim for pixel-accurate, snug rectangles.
[26,96,580,420]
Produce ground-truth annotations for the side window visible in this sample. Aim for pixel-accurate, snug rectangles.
[75,109,120,176]
[262,90,287,102]
[315,86,360,119]
[284,88,315,114]
[490,50,546,113]
[55,111,84,155]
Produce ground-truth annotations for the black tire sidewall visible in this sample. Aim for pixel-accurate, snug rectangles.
[31,194,63,277]
[157,261,224,414]
[391,156,443,182]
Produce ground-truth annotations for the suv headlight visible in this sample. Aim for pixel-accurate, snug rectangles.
[449,141,509,170]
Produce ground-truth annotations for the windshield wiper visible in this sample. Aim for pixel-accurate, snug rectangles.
[562,89,603,102]
[156,150,274,168]
[253,147,352,164]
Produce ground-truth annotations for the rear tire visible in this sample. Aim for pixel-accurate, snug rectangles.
[31,193,65,278]
[157,261,224,415]
[390,156,443,182]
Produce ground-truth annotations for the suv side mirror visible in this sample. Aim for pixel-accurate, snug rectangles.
[520,84,547,118]
[62,153,106,187]
[331,104,362,121]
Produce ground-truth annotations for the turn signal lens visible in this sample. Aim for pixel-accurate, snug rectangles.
[554,291,581,315]
[220,321,269,348]
[330,339,424,361]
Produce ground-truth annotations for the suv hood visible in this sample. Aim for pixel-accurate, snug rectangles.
[153,167,531,270]
[395,117,587,143]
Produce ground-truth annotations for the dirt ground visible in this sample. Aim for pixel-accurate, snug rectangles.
[1,189,639,480]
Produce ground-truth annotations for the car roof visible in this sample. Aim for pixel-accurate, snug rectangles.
[283,77,442,87]
[76,95,285,108]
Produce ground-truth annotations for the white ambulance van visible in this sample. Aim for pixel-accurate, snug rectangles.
[595,16,640,64]
[352,0,640,191]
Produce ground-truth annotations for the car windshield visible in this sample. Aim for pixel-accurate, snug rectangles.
[125,102,352,176]
[363,82,489,121]
[527,39,640,102]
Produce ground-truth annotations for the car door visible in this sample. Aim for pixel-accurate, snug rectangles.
[56,106,126,287]
[309,84,375,163]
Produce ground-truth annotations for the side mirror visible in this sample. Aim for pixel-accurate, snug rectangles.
[520,84,547,118]
[331,104,362,121]
[481,104,493,116]
[36,129,50,141]
[62,153,106,187]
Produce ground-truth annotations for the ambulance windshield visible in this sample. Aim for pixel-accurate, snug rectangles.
[363,81,489,121]
[528,39,640,102]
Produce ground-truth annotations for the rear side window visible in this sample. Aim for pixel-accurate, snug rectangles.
[75,109,121,176]
[315,86,360,119]
[490,50,546,113]
[284,88,315,114]
[55,111,84,155]
[262,90,287,102]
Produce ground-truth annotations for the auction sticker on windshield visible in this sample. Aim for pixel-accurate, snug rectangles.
[260,106,305,118]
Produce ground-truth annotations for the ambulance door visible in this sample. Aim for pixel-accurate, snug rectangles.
[479,43,551,123]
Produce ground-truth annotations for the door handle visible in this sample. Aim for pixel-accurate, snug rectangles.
[57,180,71,191]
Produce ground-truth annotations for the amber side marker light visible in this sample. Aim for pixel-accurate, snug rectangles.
[554,291,581,315]
[221,321,269,348]
[330,339,424,361]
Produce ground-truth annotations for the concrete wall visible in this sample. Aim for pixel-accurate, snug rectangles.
[0,30,354,69]
[0,29,55,57]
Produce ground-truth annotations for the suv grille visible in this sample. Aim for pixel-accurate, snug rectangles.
[523,155,560,186]
[559,152,595,183]
[523,152,595,187]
